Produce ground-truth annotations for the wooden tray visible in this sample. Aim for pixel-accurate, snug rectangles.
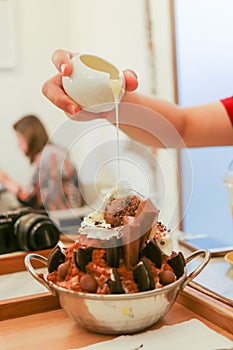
[178,285,233,335]
[1,294,232,350]
[0,248,52,275]
[0,292,60,321]
[1,283,233,337]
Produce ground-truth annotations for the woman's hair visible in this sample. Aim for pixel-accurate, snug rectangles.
[13,114,49,163]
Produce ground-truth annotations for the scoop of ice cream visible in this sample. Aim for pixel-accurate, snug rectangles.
[78,187,144,242]
[104,195,141,227]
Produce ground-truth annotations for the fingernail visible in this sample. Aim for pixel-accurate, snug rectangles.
[126,70,138,79]
[61,63,67,74]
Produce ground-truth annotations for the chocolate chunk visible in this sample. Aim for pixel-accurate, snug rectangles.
[167,252,185,279]
[133,258,155,292]
[107,268,125,294]
[58,260,70,279]
[159,270,176,286]
[80,273,98,293]
[142,239,162,268]
[74,247,93,272]
[47,245,66,273]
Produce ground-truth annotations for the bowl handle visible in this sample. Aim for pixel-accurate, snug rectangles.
[24,253,56,296]
[181,249,211,289]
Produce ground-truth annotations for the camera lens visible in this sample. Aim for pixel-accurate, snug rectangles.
[29,219,60,250]
[15,213,60,252]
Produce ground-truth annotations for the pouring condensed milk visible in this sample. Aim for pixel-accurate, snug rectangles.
[62,53,124,181]
[62,53,125,113]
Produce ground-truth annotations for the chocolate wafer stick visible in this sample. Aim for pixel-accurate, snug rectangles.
[134,198,159,250]
[122,216,141,270]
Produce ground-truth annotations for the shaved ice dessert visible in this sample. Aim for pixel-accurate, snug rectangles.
[47,186,185,294]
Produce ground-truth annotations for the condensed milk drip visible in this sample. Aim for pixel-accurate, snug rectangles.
[109,78,122,182]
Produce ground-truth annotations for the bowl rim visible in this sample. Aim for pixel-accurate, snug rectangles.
[225,251,233,265]
[45,268,187,300]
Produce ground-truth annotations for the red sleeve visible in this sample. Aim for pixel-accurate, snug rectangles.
[220,96,233,126]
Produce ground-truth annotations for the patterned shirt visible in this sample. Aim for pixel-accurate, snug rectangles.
[17,143,83,210]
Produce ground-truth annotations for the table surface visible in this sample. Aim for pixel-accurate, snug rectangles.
[1,300,233,350]
[1,231,233,350]
[175,232,233,303]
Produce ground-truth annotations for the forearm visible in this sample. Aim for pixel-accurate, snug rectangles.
[182,102,233,147]
[119,93,233,148]
[123,92,185,133]
[0,172,21,194]
[118,92,186,148]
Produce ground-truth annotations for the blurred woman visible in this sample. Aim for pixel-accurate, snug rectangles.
[0,114,83,210]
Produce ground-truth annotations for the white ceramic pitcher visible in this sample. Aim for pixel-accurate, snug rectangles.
[62,54,125,113]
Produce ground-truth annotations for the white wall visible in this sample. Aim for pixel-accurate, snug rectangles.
[0,0,70,185]
[0,0,178,229]
[63,0,156,204]
[150,0,179,230]
[69,0,150,92]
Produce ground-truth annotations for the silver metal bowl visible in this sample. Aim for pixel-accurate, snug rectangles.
[25,249,210,334]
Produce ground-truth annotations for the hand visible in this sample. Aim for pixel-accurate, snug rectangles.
[0,171,21,194]
[42,49,138,118]
[0,171,8,184]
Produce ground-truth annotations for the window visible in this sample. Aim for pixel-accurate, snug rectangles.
[173,0,233,243]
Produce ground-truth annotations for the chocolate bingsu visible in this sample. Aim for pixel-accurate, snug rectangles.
[47,186,186,294]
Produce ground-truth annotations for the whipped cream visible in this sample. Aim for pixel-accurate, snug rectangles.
[148,222,173,256]
[79,225,122,240]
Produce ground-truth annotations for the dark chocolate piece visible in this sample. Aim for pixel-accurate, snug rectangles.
[167,252,185,279]
[133,258,155,292]
[80,273,98,293]
[104,236,120,267]
[134,198,159,246]
[107,268,125,294]
[74,247,93,272]
[47,245,66,273]
[159,270,176,286]
[142,258,155,289]
[142,239,162,268]
[105,247,120,267]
